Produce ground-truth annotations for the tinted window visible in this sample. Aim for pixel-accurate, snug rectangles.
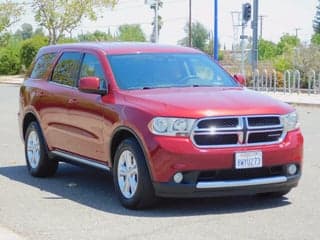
[51,52,82,87]
[30,53,57,79]
[108,53,237,90]
[80,54,106,88]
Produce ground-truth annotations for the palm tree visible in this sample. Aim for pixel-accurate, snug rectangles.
[313,0,320,33]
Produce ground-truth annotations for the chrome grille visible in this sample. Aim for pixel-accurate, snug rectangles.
[191,115,284,148]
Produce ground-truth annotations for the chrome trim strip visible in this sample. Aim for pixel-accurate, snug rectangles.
[196,176,287,189]
[51,150,110,171]
[193,131,242,135]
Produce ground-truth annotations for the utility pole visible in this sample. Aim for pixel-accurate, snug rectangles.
[294,28,301,38]
[252,0,259,73]
[259,15,267,39]
[231,11,241,59]
[189,0,192,47]
[155,0,159,43]
[213,0,218,61]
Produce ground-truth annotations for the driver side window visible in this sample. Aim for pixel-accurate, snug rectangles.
[80,54,107,89]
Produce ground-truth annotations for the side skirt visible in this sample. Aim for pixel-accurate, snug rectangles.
[51,150,110,171]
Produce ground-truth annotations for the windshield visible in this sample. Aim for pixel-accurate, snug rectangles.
[107,53,237,90]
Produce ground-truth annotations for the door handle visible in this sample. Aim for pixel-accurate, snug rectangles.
[36,91,45,97]
[68,98,78,104]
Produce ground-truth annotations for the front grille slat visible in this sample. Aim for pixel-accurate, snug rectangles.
[191,115,284,148]
[247,116,280,127]
[194,134,238,145]
[198,118,239,129]
[248,131,283,143]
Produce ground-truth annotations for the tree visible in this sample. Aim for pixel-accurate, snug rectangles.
[117,24,146,42]
[178,21,209,52]
[149,0,163,42]
[0,0,24,34]
[0,41,21,74]
[34,27,45,37]
[311,33,320,45]
[20,36,48,69]
[79,30,114,42]
[32,0,118,45]
[276,34,300,55]
[272,55,292,73]
[258,39,278,60]
[313,1,320,33]
[15,23,33,40]
[294,44,320,84]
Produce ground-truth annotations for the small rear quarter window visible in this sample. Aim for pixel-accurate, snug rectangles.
[30,53,57,79]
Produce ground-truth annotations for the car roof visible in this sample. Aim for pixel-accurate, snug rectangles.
[38,42,203,55]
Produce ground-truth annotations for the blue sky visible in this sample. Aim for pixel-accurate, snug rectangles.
[11,0,319,48]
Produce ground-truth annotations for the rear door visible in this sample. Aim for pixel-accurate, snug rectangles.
[44,51,82,152]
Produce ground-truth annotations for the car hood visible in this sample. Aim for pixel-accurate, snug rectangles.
[120,87,294,118]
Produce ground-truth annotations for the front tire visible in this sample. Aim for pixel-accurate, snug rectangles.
[25,121,58,177]
[113,138,156,209]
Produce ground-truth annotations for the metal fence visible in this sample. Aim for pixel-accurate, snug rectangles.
[248,69,320,94]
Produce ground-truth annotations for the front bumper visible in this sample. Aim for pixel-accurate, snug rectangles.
[145,129,303,182]
[154,174,300,198]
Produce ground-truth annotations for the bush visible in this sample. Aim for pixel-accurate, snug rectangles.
[0,46,21,75]
[20,36,48,69]
[272,55,292,73]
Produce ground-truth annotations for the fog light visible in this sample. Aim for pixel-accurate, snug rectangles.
[287,164,298,176]
[173,172,183,183]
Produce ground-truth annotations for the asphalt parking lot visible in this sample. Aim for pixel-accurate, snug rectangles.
[0,84,319,240]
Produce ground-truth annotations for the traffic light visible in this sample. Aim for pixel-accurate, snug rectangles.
[242,3,252,23]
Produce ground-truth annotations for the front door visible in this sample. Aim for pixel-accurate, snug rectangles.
[67,52,107,161]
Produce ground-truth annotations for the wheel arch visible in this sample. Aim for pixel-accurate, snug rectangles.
[110,126,153,179]
[22,112,43,140]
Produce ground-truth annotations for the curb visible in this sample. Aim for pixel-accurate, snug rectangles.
[0,82,22,86]
[284,101,320,108]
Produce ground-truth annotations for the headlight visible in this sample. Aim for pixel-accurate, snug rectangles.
[281,111,299,132]
[149,117,196,136]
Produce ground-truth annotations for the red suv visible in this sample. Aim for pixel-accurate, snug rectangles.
[19,43,303,209]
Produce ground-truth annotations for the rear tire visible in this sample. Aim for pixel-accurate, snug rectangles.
[25,121,58,177]
[113,138,156,209]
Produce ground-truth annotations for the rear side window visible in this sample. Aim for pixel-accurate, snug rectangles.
[51,52,82,87]
[30,53,57,79]
[80,53,106,88]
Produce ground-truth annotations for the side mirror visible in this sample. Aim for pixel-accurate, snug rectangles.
[234,74,246,86]
[79,76,107,95]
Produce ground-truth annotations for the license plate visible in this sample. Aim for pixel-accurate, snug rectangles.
[235,151,263,169]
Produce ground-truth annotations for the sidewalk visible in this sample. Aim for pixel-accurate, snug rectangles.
[0,226,25,240]
[0,75,24,85]
[1,75,320,106]
[262,91,320,107]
